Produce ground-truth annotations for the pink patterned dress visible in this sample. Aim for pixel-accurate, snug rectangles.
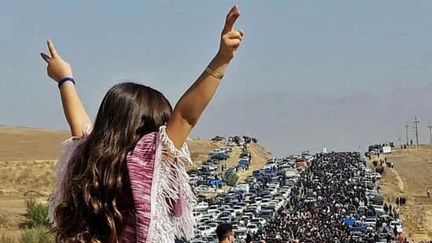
[48,125,197,243]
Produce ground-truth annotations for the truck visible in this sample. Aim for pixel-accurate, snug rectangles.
[382,146,391,154]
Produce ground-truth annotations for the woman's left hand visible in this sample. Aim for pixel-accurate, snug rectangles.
[217,5,244,63]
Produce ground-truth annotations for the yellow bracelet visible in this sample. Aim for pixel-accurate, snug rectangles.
[205,67,224,80]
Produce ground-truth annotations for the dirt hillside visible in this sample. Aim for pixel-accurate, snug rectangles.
[373,146,432,241]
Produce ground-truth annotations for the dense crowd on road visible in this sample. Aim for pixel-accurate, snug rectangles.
[257,152,406,242]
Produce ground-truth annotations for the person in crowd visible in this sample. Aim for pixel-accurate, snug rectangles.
[41,5,244,243]
[216,223,235,243]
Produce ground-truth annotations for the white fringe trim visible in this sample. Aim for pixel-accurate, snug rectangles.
[48,124,91,223]
[146,126,197,242]
[158,125,192,164]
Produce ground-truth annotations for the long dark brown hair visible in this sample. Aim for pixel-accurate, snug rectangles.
[52,82,172,242]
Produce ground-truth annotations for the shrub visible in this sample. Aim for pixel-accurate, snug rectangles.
[222,173,239,187]
[24,199,49,227]
[20,226,54,243]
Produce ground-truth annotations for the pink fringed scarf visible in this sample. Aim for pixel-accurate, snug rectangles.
[49,125,196,243]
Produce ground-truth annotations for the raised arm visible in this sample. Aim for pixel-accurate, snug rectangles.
[41,41,92,138]
[166,5,244,148]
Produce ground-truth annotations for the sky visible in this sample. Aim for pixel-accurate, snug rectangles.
[2,1,432,156]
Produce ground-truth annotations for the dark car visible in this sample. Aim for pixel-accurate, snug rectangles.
[211,153,230,160]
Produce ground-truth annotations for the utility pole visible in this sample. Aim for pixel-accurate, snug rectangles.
[428,122,432,162]
[428,122,432,146]
[405,123,409,146]
[414,117,420,148]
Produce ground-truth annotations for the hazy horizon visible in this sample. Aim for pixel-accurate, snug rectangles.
[2,1,432,156]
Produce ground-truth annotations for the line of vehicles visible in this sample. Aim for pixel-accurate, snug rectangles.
[348,167,404,242]
[189,154,305,242]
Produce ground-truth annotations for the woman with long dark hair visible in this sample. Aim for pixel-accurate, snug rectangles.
[40,6,244,243]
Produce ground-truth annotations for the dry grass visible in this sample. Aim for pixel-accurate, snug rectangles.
[0,160,55,196]
[187,139,221,170]
[0,127,68,161]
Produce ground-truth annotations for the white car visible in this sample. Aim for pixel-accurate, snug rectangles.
[372,172,382,179]
[220,205,232,211]
[193,229,203,238]
[209,149,222,155]
[372,205,385,215]
[304,197,316,203]
[233,205,244,215]
[208,222,218,232]
[254,197,263,205]
[207,204,219,211]
[280,189,290,198]
[274,196,285,206]
[190,240,206,243]
[247,206,260,215]
[246,224,259,234]
[233,224,247,234]
[239,216,250,226]
[197,225,214,237]
[390,220,403,232]
[194,202,209,211]
[365,217,377,228]
[261,198,271,207]
[227,141,236,147]
[227,208,236,218]
[195,185,212,194]
[268,182,280,189]
[207,208,221,218]
[236,233,247,240]
[269,187,278,195]
[219,216,231,223]
[244,212,255,220]
[282,185,292,190]
[257,217,266,226]
[236,183,250,193]
[249,218,264,228]
[268,201,278,209]
[193,211,204,221]
[199,215,213,223]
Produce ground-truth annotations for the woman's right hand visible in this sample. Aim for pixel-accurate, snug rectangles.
[40,40,73,82]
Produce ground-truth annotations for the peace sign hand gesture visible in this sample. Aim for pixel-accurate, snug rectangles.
[217,5,244,63]
[40,40,73,82]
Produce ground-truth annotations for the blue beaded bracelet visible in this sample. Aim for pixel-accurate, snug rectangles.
[58,77,75,89]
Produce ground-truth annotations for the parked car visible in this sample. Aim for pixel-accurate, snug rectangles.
[197,225,214,237]
[194,201,209,211]
[246,224,259,234]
